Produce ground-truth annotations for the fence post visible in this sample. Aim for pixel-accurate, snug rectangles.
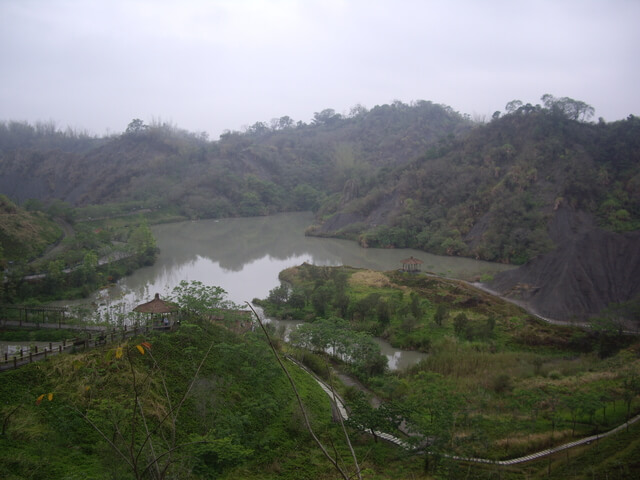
[49,342,52,350]
[29,352,32,363]
[13,357,17,369]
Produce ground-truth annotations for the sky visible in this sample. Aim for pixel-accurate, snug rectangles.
[1,0,639,139]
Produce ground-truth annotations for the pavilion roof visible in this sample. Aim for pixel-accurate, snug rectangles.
[133,293,178,314]
[401,256,423,265]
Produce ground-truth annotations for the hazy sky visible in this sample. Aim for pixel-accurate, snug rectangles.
[1,0,639,138]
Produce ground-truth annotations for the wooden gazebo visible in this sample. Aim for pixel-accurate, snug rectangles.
[401,256,423,272]
[133,293,178,328]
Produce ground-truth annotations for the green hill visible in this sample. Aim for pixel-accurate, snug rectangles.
[1,96,639,319]
[310,104,640,264]
[0,319,352,480]
[0,101,470,218]
[0,194,61,263]
[3,275,639,479]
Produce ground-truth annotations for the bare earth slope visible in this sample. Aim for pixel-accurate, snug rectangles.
[489,204,640,321]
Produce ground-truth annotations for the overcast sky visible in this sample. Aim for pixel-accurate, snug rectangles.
[1,0,639,139]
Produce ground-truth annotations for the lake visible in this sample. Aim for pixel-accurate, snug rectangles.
[91,212,511,308]
[66,212,514,369]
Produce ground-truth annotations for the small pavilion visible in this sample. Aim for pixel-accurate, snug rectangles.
[401,256,423,272]
[133,293,178,328]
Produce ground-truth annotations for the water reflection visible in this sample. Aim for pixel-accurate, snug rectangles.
[263,314,427,371]
[63,212,513,321]
[57,212,512,369]
[373,338,427,370]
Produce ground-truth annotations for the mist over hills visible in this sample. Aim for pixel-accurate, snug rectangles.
[1,97,639,321]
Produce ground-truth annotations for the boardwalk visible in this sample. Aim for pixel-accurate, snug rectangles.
[0,320,169,372]
[290,354,640,467]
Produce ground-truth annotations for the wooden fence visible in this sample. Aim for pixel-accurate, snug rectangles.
[0,324,170,372]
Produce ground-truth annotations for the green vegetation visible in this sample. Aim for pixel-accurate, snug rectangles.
[1,276,639,479]
[0,327,83,343]
[0,201,159,303]
[1,96,639,478]
[0,102,468,224]
[0,194,61,262]
[311,98,640,264]
[0,283,428,480]
[256,264,640,477]
[2,97,638,267]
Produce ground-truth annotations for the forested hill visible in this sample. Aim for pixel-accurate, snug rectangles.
[1,97,639,320]
[0,194,61,262]
[0,100,469,216]
[311,103,640,265]
[303,99,640,321]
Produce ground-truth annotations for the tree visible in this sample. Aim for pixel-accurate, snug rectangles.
[348,104,368,118]
[312,108,342,126]
[433,304,448,326]
[246,121,269,136]
[81,250,99,284]
[404,372,462,474]
[44,259,65,294]
[409,292,423,319]
[291,184,322,210]
[126,118,147,135]
[311,284,334,317]
[453,312,469,337]
[352,293,381,321]
[277,115,294,129]
[267,284,289,306]
[129,221,157,261]
[541,94,595,121]
[505,99,523,114]
[376,300,391,327]
[287,289,306,310]
[346,392,404,443]
[621,372,640,429]
[171,280,231,317]
[349,332,387,377]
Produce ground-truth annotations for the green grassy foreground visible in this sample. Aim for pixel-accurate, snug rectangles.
[257,264,640,478]
[0,316,425,479]
[2,266,639,479]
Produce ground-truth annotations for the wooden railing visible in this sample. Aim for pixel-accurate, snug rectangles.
[0,324,170,372]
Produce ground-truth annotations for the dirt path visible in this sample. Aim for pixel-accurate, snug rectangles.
[34,217,74,264]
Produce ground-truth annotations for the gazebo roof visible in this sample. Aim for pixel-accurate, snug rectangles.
[401,256,423,265]
[133,293,178,314]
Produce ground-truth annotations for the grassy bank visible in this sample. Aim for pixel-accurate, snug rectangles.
[257,264,640,476]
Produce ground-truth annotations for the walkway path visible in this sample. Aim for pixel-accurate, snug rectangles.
[291,354,640,466]
[34,217,75,264]
[0,320,166,372]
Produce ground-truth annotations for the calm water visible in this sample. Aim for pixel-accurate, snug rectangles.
[67,212,513,369]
